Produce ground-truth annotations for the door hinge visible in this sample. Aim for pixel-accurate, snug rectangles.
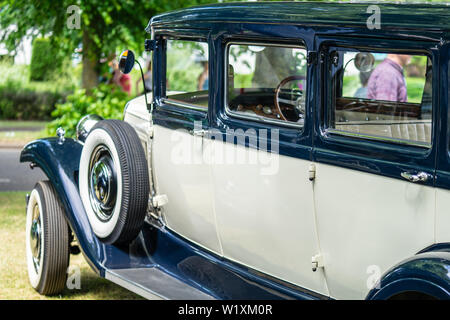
[145,39,158,52]
[152,194,168,208]
[312,253,324,272]
[308,163,316,181]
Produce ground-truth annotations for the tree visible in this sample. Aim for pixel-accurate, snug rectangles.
[0,0,216,90]
[30,38,64,81]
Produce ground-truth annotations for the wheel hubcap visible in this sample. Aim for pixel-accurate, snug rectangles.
[30,204,41,273]
[88,146,117,221]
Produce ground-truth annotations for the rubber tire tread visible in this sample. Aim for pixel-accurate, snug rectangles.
[90,119,149,245]
[34,180,70,295]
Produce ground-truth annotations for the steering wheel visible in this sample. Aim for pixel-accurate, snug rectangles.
[274,75,306,121]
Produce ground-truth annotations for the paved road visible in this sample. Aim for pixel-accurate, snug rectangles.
[0,148,46,191]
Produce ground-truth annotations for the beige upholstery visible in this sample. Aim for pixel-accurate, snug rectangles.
[335,120,432,144]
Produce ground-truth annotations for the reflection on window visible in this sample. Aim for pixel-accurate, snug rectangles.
[166,39,208,108]
[227,44,307,125]
[330,50,432,146]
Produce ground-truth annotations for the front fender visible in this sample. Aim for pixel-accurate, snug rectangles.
[20,138,106,275]
[366,251,450,300]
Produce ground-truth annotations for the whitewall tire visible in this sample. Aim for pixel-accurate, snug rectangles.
[26,181,70,295]
[79,119,149,245]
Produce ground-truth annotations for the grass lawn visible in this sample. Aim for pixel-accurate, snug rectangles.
[0,121,48,129]
[0,121,49,147]
[0,191,142,300]
[0,130,47,147]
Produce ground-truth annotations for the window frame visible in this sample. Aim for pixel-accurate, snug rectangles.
[224,40,308,129]
[162,37,210,113]
[323,45,434,149]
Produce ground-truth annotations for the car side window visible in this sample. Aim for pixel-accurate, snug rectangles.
[226,43,307,127]
[327,49,432,147]
[165,39,209,109]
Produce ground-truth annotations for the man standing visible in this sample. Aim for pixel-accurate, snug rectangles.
[367,54,411,102]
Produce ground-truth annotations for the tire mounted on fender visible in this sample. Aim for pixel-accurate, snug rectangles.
[79,119,150,245]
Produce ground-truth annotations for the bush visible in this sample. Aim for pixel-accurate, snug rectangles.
[0,79,69,120]
[29,38,63,81]
[46,84,129,137]
[0,62,78,120]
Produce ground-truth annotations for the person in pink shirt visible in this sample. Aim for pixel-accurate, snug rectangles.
[109,60,131,95]
[367,54,411,102]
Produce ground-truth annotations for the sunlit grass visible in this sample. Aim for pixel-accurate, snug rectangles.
[0,121,47,129]
[0,130,47,147]
[0,191,142,300]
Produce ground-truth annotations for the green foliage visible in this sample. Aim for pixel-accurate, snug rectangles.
[0,81,66,120]
[0,62,76,120]
[166,41,204,92]
[0,0,218,89]
[406,77,426,103]
[234,74,253,88]
[30,38,63,81]
[46,84,128,137]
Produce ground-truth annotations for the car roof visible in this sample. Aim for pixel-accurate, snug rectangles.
[148,1,450,33]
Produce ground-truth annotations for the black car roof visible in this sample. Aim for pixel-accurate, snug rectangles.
[148,1,450,33]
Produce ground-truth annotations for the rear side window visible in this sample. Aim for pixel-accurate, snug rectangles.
[327,49,432,147]
[165,39,209,109]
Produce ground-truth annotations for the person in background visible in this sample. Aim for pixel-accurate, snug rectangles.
[367,54,411,102]
[354,70,371,99]
[136,60,152,96]
[197,60,209,91]
[109,59,131,95]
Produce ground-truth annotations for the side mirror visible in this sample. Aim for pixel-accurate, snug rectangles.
[354,52,375,72]
[118,50,135,74]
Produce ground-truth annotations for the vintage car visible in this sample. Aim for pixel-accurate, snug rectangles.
[20,2,450,300]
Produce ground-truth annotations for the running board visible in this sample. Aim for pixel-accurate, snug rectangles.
[105,268,215,300]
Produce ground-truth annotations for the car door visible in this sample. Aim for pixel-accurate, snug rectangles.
[313,36,438,299]
[208,38,329,297]
[151,37,222,255]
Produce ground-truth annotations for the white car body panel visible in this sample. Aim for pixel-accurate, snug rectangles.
[151,124,222,255]
[123,95,152,144]
[123,97,443,300]
[435,189,450,244]
[208,139,329,297]
[313,162,435,299]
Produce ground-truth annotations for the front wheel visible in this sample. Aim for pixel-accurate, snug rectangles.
[26,181,70,295]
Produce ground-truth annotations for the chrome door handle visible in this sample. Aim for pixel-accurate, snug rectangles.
[401,171,431,183]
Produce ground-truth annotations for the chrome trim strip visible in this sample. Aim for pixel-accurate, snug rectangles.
[161,98,207,112]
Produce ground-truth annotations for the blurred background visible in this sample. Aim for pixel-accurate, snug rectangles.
[0,0,446,143]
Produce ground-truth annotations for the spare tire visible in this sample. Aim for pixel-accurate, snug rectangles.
[79,119,149,245]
